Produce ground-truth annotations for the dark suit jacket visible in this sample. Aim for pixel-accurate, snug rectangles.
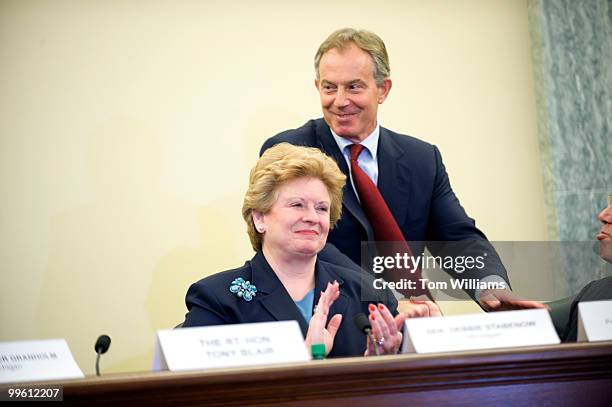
[261,119,509,297]
[563,276,612,342]
[184,251,398,358]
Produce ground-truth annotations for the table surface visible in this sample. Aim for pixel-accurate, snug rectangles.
[5,341,612,406]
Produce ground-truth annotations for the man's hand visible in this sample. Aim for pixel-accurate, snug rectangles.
[479,289,549,312]
[397,297,443,318]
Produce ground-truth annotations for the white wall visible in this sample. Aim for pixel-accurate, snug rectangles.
[0,0,546,373]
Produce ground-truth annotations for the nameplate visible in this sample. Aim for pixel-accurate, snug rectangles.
[153,321,310,372]
[0,339,84,384]
[401,308,559,353]
[578,300,612,342]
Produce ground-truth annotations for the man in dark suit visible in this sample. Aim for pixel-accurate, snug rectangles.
[261,28,545,312]
[561,196,612,341]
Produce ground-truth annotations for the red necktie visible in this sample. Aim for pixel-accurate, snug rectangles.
[348,144,431,299]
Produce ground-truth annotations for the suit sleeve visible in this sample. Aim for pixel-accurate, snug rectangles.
[260,137,275,156]
[183,279,232,327]
[426,145,510,296]
[318,243,363,273]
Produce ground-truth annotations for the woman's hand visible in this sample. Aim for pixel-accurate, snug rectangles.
[304,281,343,356]
[364,303,406,356]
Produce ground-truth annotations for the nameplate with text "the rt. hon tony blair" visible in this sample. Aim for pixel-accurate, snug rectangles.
[401,308,560,354]
[153,321,310,372]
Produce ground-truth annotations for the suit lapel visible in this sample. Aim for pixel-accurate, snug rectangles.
[250,252,309,335]
[377,128,411,229]
[249,252,351,337]
[315,120,374,239]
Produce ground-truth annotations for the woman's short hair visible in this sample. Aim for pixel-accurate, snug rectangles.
[242,143,346,251]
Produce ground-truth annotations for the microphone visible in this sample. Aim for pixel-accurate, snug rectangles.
[354,313,379,356]
[94,335,111,376]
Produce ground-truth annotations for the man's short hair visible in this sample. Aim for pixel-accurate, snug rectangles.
[314,28,390,86]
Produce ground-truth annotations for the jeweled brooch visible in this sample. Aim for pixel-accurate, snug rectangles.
[229,277,257,302]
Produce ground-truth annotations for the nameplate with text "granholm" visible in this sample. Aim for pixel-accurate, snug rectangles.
[401,308,560,354]
[153,321,310,372]
[0,339,84,384]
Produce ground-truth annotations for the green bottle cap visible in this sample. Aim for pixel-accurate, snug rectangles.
[311,343,326,360]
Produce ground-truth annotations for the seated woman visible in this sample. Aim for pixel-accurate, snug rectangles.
[183,143,405,357]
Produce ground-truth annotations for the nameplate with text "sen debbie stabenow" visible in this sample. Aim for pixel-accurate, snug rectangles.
[401,308,560,354]
[153,320,310,372]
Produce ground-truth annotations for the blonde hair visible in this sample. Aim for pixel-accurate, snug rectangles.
[314,28,390,86]
[242,143,346,251]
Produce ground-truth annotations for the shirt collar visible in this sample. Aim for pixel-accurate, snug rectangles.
[330,123,380,158]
